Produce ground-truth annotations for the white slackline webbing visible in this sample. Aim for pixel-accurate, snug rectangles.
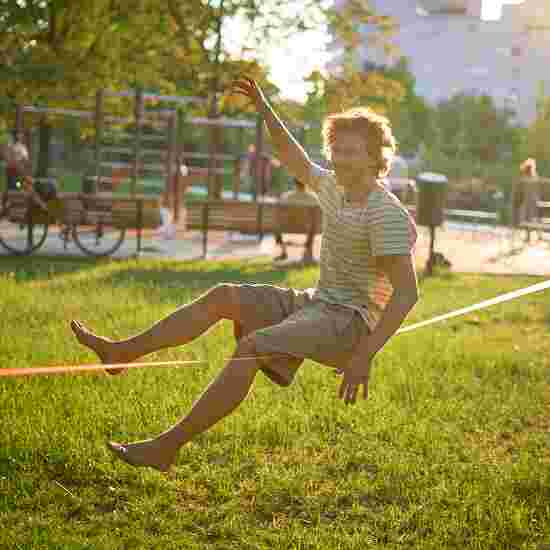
[2,279,549,378]
[396,279,550,334]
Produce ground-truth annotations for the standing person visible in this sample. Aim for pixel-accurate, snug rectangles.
[71,76,419,473]
[274,178,319,263]
[5,132,29,191]
[155,191,177,240]
[239,143,273,196]
[514,157,541,241]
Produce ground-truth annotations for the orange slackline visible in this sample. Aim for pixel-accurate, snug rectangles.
[0,356,278,378]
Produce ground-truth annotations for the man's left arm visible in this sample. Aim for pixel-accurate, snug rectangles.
[356,252,419,360]
[339,253,419,404]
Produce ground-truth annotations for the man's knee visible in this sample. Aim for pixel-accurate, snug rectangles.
[209,283,241,320]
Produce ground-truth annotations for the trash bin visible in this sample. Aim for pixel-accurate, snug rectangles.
[415,172,448,227]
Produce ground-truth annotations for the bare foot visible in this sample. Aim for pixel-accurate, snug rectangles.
[106,439,176,473]
[70,320,129,375]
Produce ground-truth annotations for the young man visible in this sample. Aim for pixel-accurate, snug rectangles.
[71,77,419,473]
[274,178,318,263]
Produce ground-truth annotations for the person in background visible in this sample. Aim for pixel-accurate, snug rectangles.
[156,191,177,240]
[239,144,274,196]
[274,177,318,263]
[5,132,29,191]
[514,158,539,227]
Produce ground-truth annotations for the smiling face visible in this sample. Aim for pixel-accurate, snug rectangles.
[329,131,379,177]
[322,107,396,181]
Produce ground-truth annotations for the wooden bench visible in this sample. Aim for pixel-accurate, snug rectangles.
[518,200,550,241]
[185,198,322,257]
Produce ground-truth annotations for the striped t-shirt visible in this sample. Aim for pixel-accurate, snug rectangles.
[306,163,418,331]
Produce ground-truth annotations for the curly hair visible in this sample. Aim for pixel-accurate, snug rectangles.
[321,107,397,178]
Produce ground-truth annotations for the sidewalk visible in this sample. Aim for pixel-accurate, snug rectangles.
[1,222,550,276]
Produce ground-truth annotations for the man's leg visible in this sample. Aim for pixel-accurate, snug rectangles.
[71,283,241,370]
[302,231,315,263]
[107,336,262,472]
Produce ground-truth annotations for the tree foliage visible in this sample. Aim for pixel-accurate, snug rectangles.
[420,92,523,178]
[0,1,174,107]
[0,0,396,113]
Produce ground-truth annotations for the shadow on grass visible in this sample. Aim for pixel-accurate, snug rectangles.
[0,255,314,290]
[93,258,312,292]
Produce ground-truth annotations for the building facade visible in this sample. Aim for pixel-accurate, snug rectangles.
[328,0,550,125]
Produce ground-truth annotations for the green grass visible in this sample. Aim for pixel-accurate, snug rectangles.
[1,257,550,549]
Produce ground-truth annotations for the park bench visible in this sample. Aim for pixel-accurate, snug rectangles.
[185,199,422,258]
[185,198,322,257]
[511,176,550,241]
[518,200,550,241]
[375,204,497,226]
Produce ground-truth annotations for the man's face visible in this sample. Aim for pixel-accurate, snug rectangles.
[330,131,377,174]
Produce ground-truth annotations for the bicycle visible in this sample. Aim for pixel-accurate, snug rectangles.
[0,187,50,255]
[0,186,126,257]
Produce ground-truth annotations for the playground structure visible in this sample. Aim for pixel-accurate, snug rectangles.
[7,89,276,216]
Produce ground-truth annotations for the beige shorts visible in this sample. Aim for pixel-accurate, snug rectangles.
[230,283,370,387]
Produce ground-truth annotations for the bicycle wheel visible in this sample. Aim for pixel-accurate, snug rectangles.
[0,203,49,255]
[72,220,125,257]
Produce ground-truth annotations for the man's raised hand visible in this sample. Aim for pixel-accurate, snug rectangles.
[230,77,267,111]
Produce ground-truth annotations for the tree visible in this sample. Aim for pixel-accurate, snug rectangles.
[421,92,522,177]
[0,0,177,175]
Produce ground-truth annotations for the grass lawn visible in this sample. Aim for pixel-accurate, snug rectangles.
[1,256,549,549]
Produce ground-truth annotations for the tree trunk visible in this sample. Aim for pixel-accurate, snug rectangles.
[211,125,224,199]
[207,0,225,200]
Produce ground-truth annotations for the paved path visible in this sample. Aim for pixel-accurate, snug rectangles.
[1,222,550,277]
